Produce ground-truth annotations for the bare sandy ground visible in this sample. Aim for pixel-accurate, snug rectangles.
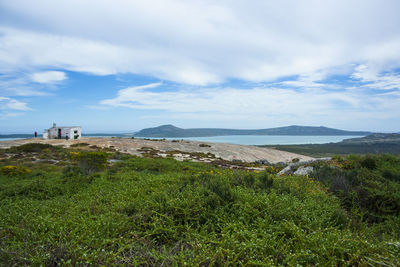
[0,137,313,163]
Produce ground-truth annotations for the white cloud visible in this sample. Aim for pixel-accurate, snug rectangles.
[99,83,400,128]
[0,112,23,120]
[1,0,400,131]
[30,71,66,83]
[0,0,400,84]
[278,72,329,88]
[0,96,30,119]
[351,64,400,90]
[0,71,61,97]
[0,96,31,111]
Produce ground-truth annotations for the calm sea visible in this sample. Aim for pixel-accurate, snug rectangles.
[156,135,364,145]
[0,135,364,145]
[0,138,26,141]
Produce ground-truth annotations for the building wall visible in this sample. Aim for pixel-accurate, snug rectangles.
[43,127,82,139]
[70,128,82,139]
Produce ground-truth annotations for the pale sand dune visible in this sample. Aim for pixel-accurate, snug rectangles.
[0,137,313,163]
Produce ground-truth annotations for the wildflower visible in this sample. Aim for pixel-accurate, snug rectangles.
[0,165,31,176]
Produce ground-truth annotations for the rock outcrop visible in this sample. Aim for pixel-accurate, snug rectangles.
[277,157,331,176]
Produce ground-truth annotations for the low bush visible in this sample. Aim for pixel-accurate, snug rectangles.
[291,157,300,163]
[201,174,236,208]
[311,154,400,223]
[70,143,90,147]
[7,143,56,153]
[360,156,377,170]
[119,156,209,174]
[199,143,211,147]
[70,151,108,175]
[1,147,399,265]
[0,165,31,176]
[257,172,274,190]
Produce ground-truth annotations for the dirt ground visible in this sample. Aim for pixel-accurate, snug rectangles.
[0,137,313,164]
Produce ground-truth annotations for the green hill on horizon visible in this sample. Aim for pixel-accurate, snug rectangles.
[134,124,372,137]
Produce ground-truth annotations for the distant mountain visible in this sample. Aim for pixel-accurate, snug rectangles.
[134,124,371,137]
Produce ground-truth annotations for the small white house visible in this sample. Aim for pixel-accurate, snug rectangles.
[43,123,82,140]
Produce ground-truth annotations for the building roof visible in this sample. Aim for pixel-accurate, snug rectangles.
[47,126,81,129]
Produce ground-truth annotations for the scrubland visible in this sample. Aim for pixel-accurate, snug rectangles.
[0,143,399,266]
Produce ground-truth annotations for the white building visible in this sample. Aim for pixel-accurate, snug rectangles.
[43,123,82,140]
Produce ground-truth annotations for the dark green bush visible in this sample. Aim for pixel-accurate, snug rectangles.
[311,154,400,223]
[8,143,56,153]
[199,144,211,147]
[382,168,400,182]
[70,143,90,147]
[330,208,349,228]
[200,174,236,208]
[257,172,274,190]
[62,165,82,176]
[72,151,108,175]
[243,173,255,188]
[360,156,377,170]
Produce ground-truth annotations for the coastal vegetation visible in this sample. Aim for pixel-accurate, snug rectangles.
[0,143,399,265]
[265,133,400,157]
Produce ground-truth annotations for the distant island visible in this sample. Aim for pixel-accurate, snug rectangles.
[134,124,372,138]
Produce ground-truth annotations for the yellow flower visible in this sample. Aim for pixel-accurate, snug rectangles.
[0,165,31,176]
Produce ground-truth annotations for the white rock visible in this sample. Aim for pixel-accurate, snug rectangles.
[294,166,314,176]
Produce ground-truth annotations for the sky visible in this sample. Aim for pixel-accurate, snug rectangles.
[1,0,400,133]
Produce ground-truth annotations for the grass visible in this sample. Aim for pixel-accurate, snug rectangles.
[0,144,399,265]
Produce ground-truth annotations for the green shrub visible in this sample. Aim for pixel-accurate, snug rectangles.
[311,154,400,223]
[243,173,255,188]
[0,165,31,176]
[200,174,236,207]
[382,168,400,182]
[1,148,399,266]
[332,155,344,162]
[71,151,108,175]
[70,143,90,147]
[360,156,377,170]
[62,165,82,176]
[257,172,274,190]
[8,143,56,153]
[199,144,211,148]
[121,157,197,173]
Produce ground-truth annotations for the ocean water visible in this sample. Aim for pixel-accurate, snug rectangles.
[0,135,364,145]
[155,135,364,145]
[0,138,26,141]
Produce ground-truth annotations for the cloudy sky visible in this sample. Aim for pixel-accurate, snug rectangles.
[1,0,400,133]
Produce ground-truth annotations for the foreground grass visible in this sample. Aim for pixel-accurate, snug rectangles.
[0,144,399,265]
